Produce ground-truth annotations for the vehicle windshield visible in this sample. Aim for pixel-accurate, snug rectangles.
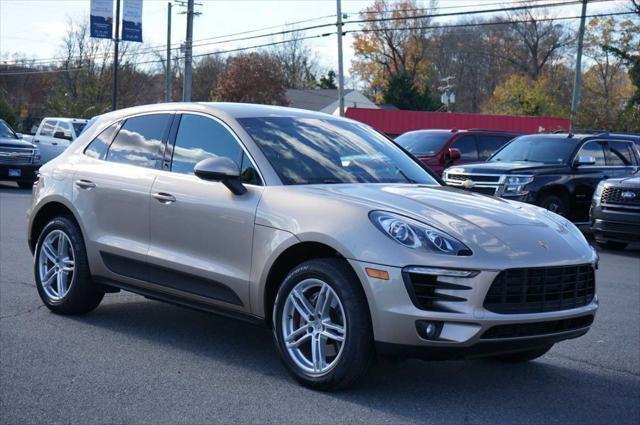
[0,120,18,139]
[73,122,87,135]
[239,117,438,185]
[395,131,451,156]
[490,136,577,164]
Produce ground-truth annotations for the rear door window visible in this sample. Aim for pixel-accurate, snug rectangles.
[451,135,479,161]
[605,141,634,166]
[106,114,171,169]
[576,141,606,166]
[477,136,510,160]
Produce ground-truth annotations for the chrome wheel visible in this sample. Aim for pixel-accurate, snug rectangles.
[38,230,75,301]
[281,278,346,376]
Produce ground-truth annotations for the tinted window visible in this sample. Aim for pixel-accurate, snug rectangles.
[84,123,119,160]
[40,120,57,137]
[0,120,17,139]
[491,136,578,164]
[576,141,605,166]
[72,122,86,135]
[106,114,170,168]
[477,136,510,160]
[240,117,437,185]
[606,141,634,166]
[451,135,478,161]
[394,132,451,156]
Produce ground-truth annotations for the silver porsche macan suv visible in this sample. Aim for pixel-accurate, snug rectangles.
[27,103,598,390]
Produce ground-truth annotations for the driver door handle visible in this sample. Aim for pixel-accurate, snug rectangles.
[75,179,96,189]
[152,192,176,204]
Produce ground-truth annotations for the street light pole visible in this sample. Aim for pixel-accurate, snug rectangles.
[112,0,121,111]
[182,0,194,102]
[570,0,589,129]
[336,0,345,117]
[165,2,172,102]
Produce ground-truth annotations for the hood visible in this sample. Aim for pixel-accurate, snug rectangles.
[606,175,640,187]
[306,184,594,264]
[447,161,566,174]
[0,136,36,149]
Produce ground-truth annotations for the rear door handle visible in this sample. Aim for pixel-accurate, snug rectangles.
[152,192,176,204]
[75,179,96,189]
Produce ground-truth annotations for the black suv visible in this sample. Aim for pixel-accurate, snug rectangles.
[443,132,640,222]
[590,174,640,249]
[0,119,42,188]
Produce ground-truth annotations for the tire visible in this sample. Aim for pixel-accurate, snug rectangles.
[596,240,628,250]
[17,181,34,190]
[494,344,553,363]
[34,216,104,315]
[538,193,568,216]
[272,258,374,391]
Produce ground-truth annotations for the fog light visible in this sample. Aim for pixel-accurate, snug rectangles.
[416,320,443,341]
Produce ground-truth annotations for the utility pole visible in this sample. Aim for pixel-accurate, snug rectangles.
[112,0,121,111]
[182,0,195,102]
[336,0,345,116]
[570,0,588,129]
[165,2,172,102]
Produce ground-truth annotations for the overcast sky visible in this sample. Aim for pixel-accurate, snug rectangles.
[0,0,631,77]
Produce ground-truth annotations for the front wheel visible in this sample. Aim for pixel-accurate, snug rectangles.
[538,193,568,216]
[34,216,104,314]
[273,258,374,390]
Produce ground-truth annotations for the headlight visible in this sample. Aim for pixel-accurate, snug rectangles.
[369,211,472,256]
[503,175,534,196]
[32,148,41,162]
[593,181,607,206]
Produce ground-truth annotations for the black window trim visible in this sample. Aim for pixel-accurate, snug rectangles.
[165,111,265,186]
[103,112,175,170]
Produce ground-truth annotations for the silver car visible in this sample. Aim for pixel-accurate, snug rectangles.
[27,103,598,390]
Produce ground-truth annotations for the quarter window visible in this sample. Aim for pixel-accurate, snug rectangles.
[84,123,119,160]
[605,141,634,166]
[451,135,479,161]
[106,114,170,169]
[40,120,57,137]
[171,114,261,184]
[576,141,605,166]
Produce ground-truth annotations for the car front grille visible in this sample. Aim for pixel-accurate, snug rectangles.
[480,315,594,339]
[443,173,503,195]
[483,264,595,314]
[0,147,34,164]
[601,186,640,206]
[402,270,471,312]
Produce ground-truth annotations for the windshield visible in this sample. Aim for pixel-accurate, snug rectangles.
[239,117,438,185]
[395,131,451,156]
[0,120,18,139]
[73,122,87,135]
[490,136,577,164]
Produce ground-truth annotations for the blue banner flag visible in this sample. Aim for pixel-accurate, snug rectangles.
[122,0,143,42]
[90,0,114,39]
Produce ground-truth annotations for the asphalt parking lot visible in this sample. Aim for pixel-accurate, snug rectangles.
[1,183,639,424]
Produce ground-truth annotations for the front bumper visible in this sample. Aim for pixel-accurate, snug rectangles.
[590,204,640,243]
[349,259,598,358]
[0,163,39,182]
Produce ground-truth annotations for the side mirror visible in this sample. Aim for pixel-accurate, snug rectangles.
[575,155,596,167]
[54,130,73,141]
[446,148,461,163]
[194,157,247,195]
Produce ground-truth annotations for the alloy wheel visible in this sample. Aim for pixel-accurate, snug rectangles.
[281,278,346,376]
[38,230,75,301]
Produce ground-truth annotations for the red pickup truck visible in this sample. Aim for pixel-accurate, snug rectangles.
[395,129,523,175]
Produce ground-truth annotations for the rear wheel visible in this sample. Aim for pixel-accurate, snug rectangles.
[273,258,374,390]
[34,217,104,314]
[596,240,628,250]
[494,344,553,363]
[538,193,568,216]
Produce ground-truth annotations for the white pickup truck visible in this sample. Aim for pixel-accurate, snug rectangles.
[26,117,89,163]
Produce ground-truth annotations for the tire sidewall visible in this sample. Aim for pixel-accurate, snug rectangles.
[540,194,568,216]
[272,259,372,389]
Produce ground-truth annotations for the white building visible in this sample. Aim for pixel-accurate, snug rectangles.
[286,89,379,116]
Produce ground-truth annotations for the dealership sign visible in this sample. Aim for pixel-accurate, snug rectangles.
[122,0,143,42]
[90,0,114,39]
